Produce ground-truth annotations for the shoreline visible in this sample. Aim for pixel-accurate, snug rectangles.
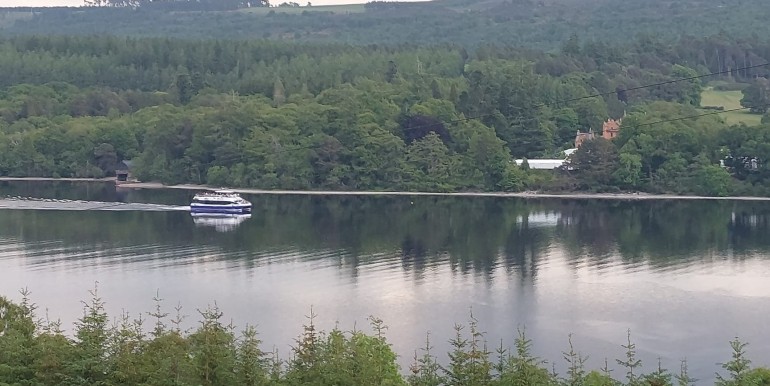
[3,176,770,201]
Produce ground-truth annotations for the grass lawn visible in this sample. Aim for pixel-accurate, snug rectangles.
[237,3,365,14]
[700,88,763,126]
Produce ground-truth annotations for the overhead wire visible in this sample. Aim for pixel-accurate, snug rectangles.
[559,62,770,105]
[210,61,770,160]
[394,61,770,134]
[630,103,770,129]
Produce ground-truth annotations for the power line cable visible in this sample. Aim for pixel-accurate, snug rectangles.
[631,103,769,129]
[560,62,770,105]
[211,62,770,159]
[394,61,770,134]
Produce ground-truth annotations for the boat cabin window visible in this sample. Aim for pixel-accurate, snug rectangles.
[192,199,234,205]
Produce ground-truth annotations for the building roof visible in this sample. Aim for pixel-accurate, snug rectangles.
[116,160,134,171]
[514,159,566,170]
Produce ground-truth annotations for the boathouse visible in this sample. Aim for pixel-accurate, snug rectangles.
[115,160,134,182]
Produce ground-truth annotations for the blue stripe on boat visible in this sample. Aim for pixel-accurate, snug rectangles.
[190,205,251,214]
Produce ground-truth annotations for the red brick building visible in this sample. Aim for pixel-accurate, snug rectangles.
[602,118,621,140]
[574,129,595,148]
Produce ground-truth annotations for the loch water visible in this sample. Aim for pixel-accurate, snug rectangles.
[1,181,769,382]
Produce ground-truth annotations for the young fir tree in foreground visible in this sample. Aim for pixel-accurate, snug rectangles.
[1,290,769,386]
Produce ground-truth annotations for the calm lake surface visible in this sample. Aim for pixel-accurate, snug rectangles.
[1,181,769,381]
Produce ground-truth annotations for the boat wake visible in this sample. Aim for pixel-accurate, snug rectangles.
[0,197,189,212]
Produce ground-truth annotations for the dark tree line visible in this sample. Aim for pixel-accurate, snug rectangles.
[83,0,269,11]
[4,0,770,50]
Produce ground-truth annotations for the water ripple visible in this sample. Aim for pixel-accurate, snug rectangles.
[0,197,187,211]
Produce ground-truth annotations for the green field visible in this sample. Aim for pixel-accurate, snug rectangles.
[700,88,763,126]
[237,3,365,14]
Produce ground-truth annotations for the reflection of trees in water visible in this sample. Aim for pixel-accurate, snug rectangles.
[554,201,619,265]
[4,189,770,277]
[0,181,116,202]
[394,198,555,281]
[400,235,427,267]
[501,224,550,285]
[728,203,770,253]
[555,200,770,267]
[0,181,185,205]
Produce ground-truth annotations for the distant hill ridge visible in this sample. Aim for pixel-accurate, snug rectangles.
[1,0,767,48]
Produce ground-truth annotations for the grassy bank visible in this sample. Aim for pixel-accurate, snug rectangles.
[700,88,763,126]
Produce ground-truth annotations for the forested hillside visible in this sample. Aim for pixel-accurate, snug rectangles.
[4,0,770,195]
[2,0,770,49]
[1,34,770,195]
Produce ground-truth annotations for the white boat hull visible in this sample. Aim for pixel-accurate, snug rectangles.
[190,203,252,214]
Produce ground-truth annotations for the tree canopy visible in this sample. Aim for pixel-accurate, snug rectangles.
[0,31,769,195]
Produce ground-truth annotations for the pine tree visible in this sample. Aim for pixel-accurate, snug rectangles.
[444,323,471,384]
[354,316,404,385]
[107,311,147,385]
[563,333,588,386]
[716,337,752,386]
[674,359,697,386]
[188,304,237,386]
[408,333,443,386]
[498,328,556,386]
[69,284,110,386]
[616,330,642,385]
[234,325,270,386]
[521,157,531,171]
[448,84,459,105]
[0,289,38,385]
[34,312,74,386]
[285,307,323,383]
[386,60,399,83]
[467,313,493,384]
[430,79,443,99]
[175,73,194,104]
[643,357,672,386]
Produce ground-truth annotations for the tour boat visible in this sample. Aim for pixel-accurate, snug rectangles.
[190,189,252,214]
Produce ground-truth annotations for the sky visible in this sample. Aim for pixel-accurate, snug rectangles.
[3,0,409,6]
[5,0,84,6]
